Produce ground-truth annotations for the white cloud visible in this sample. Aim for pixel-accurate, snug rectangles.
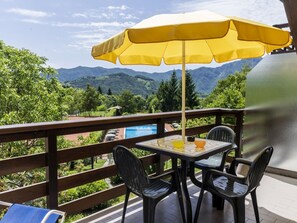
[72,13,88,18]
[107,5,128,11]
[69,28,123,50]
[53,21,135,28]
[21,19,45,24]
[6,8,55,18]
[172,0,288,25]
[119,13,138,20]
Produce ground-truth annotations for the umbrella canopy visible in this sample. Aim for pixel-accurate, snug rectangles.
[92,10,292,141]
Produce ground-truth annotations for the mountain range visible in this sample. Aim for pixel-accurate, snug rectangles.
[57,58,261,96]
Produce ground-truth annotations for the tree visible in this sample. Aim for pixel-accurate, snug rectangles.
[146,94,159,113]
[107,88,112,95]
[178,70,199,109]
[156,71,179,112]
[82,84,99,112]
[203,66,250,109]
[0,41,67,125]
[156,80,167,111]
[97,86,102,94]
[133,95,146,112]
[0,41,72,192]
[167,71,179,111]
[117,90,137,114]
[63,87,84,115]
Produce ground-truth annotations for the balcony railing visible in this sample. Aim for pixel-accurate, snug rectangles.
[0,108,244,215]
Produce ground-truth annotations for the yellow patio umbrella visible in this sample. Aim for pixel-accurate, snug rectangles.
[92,10,292,142]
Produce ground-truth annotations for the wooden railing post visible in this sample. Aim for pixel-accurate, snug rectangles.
[156,119,166,174]
[215,113,222,126]
[234,110,244,158]
[45,133,58,209]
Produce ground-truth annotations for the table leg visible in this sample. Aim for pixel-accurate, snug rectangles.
[180,160,192,223]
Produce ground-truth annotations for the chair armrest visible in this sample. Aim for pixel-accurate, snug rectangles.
[205,169,247,185]
[41,209,66,223]
[232,144,238,150]
[148,169,176,181]
[228,157,253,175]
[233,158,253,166]
[0,201,12,207]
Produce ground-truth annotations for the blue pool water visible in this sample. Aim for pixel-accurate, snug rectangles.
[125,124,157,138]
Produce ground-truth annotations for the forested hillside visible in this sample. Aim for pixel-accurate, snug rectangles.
[65,73,158,96]
[57,58,261,95]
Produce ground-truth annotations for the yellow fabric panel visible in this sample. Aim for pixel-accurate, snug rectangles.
[91,10,292,65]
[127,21,230,43]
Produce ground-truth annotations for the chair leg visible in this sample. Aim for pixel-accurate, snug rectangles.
[189,162,202,188]
[176,182,186,223]
[121,189,130,223]
[231,198,245,223]
[213,195,225,210]
[143,198,156,223]
[193,187,205,223]
[251,190,260,223]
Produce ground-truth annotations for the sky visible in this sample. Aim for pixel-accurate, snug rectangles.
[0,0,289,72]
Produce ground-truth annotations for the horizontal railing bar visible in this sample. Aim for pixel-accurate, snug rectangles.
[58,165,117,192]
[58,154,158,191]
[0,154,46,176]
[59,184,126,214]
[0,182,46,203]
[0,109,235,136]
[58,134,156,163]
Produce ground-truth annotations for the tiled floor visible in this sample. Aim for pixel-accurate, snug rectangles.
[75,174,297,223]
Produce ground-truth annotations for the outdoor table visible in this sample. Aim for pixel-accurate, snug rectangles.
[135,134,232,223]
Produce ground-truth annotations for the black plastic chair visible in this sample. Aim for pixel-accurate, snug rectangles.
[190,126,237,207]
[113,145,186,223]
[194,126,237,179]
[194,146,273,223]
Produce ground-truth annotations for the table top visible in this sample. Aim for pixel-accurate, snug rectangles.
[135,135,232,161]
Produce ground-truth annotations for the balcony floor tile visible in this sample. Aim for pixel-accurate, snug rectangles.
[76,175,297,223]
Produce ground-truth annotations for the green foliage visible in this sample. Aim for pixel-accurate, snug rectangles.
[178,70,199,109]
[78,131,103,146]
[83,84,99,112]
[97,86,102,94]
[116,90,146,114]
[0,41,67,125]
[59,180,109,205]
[65,73,158,97]
[63,87,84,115]
[156,71,180,112]
[156,70,198,112]
[147,94,160,113]
[202,66,250,109]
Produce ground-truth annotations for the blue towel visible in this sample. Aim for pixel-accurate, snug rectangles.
[0,204,60,223]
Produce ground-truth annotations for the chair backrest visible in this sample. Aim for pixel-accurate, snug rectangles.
[206,125,235,144]
[0,204,64,223]
[113,145,149,196]
[247,146,273,191]
[206,126,236,167]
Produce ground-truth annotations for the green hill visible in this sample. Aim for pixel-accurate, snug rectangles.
[65,73,158,97]
[58,58,261,95]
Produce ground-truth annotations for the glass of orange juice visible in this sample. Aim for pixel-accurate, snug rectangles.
[194,139,206,149]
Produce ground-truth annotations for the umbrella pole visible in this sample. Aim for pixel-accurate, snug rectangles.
[182,41,186,142]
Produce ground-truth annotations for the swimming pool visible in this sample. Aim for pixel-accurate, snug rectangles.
[125,124,157,139]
